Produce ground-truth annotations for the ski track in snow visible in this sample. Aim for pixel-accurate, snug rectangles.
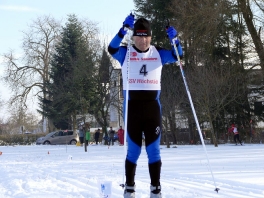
[0,144,264,198]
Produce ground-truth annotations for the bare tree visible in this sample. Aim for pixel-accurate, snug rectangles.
[161,64,187,147]
[188,59,247,146]
[3,100,39,135]
[2,15,61,131]
[81,18,101,53]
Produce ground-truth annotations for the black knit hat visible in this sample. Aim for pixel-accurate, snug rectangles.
[133,18,152,36]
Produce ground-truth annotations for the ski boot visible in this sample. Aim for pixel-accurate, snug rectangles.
[124,184,135,198]
[150,185,162,198]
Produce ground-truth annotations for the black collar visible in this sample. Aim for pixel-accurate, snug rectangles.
[132,45,149,53]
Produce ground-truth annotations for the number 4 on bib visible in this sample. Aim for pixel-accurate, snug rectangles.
[140,64,148,76]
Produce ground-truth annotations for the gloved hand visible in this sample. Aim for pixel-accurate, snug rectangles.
[123,14,135,30]
[166,26,179,45]
[119,14,135,36]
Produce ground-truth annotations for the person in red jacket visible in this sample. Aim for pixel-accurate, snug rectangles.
[118,126,124,145]
[231,124,243,145]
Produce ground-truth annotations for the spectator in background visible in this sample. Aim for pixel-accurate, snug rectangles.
[78,125,84,146]
[94,128,100,145]
[202,131,206,139]
[85,125,91,145]
[118,126,124,145]
[108,127,115,146]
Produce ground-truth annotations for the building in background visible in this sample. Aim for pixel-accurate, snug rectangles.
[109,58,123,128]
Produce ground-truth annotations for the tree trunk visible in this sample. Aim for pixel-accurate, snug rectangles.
[72,112,77,136]
[166,132,170,148]
[238,0,264,71]
[163,117,170,148]
[48,118,55,132]
[208,117,218,147]
[168,112,177,144]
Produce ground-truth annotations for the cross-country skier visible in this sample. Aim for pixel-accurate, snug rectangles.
[231,124,243,145]
[108,14,183,198]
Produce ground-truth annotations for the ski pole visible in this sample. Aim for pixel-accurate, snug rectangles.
[120,13,134,188]
[169,24,220,193]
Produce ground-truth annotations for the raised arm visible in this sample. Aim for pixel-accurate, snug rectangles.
[107,14,135,64]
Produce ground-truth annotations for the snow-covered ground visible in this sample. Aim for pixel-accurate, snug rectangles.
[0,143,264,198]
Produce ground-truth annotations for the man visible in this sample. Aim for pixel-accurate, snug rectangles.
[108,14,183,198]
[118,126,125,145]
[108,127,115,146]
[85,125,90,145]
[94,128,100,145]
[78,125,84,146]
[231,124,243,145]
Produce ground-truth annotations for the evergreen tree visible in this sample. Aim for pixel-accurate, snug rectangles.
[134,0,173,46]
[41,14,96,129]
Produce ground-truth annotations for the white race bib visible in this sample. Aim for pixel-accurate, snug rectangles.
[122,46,162,90]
